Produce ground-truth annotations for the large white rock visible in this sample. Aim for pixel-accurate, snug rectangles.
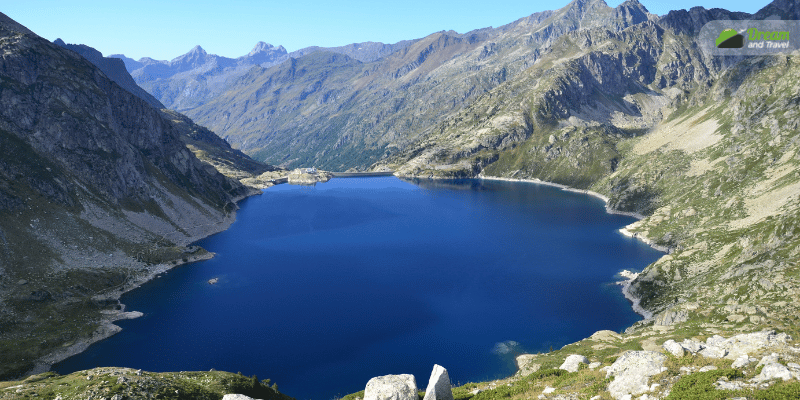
[679,339,705,354]
[699,345,728,359]
[516,354,541,376]
[364,374,418,400]
[559,355,589,372]
[223,395,260,400]
[605,351,667,400]
[754,363,793,382]
[731,354,754,369]
[703,331,791,360]
[662,340,684,357]
[423,365,453,400]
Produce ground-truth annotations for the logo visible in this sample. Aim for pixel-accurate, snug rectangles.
[715,28,744,48]
[746,28,790,49]
[700,20,798,56]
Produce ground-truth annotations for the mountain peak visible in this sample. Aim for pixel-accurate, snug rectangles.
[242,41,287,65]
[189,45,207,55]
[617,0,647,11]
[568,0,609,10]
[170,45,210,66]
[0,11,36,36]
[249,41,274,55]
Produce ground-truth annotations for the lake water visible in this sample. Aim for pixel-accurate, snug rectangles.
[54,177,663,399]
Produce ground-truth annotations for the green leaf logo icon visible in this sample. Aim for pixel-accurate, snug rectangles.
[716,28,744,48]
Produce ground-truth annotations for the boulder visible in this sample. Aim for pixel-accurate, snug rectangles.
[662,340,684,357]
[679,339,705,354]
[364,374,418,400]
[757,353,780,367]
[731,354,754,368]
[423,365,453,400]
[754,363,793,382]
[704,330,792,360]
[223,395,260,400]
[515,354,541,376]
[605,351,667,400]
[699,346,727,359]
[559,355,589,372]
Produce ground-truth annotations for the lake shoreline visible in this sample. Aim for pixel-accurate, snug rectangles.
[27,190,262,377]
[475,174,662,320]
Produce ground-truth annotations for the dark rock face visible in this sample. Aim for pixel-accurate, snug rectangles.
[0,34,227,203]
[53,39,165,109]
[0,11,248,257]
[0,12,257,378]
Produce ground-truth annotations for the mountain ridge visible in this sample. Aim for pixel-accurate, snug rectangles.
[0,11,263,378]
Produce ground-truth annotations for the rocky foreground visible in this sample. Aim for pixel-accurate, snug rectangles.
[3,329,799,399]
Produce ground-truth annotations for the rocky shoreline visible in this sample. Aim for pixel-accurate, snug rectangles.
[475,174,665,319]
[25,189,263,377]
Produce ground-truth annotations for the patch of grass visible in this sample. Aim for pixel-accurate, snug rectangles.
[664,368,743,400]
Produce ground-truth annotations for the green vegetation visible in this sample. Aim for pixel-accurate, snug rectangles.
[664,369,743,400]
[0,369,293,400]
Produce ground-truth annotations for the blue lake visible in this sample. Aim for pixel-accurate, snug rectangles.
[54,177,663,399]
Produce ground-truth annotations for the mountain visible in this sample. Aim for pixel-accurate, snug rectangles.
[53,38,165,109]
[376,0,800,336]
[54,39,281,185]
[288,39,420,63]
[180,0,657,170]
[3,0,800,397]
[0,12,259,378]
[113,39,419,112]
[169,0,800,340]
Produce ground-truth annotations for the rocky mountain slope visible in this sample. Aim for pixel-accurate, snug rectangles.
[378,0,800,337]
[0,12,260,379]
[177,0,655,171]
[49,39,284,186]
[52,39,165,109]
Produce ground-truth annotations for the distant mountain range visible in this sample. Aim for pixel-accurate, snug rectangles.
[108,39,419,113]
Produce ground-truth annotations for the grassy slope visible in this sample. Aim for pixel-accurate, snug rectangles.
[592,54,800,330]
[0,368,293,400]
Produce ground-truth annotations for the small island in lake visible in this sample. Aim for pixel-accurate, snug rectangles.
[287,167,333,185]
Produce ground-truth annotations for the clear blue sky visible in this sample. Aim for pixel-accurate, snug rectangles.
[5,0,771,61]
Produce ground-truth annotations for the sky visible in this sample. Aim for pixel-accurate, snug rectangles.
[4,0,771,61]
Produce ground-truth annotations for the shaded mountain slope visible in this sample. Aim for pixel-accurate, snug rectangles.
[53,39,165,109]
[0,12,256,378]
[51,39,280,183]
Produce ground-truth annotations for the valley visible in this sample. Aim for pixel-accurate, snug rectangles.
[1,0,800,398]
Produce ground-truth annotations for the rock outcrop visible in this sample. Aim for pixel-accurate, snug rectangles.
[558,355,589,373]
[604,351,666,400]
[364,374,418,400]
[663,330,792,361]
[53,39,165,109]
[222,395,261,400]
[422,365,453,400]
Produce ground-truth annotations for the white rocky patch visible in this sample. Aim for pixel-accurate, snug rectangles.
[422,365,453,400]
[605,351,667,400]
[222,395,260,400]
[559,354,589,372]
[364,374,418,400]
[661,339,684,357]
